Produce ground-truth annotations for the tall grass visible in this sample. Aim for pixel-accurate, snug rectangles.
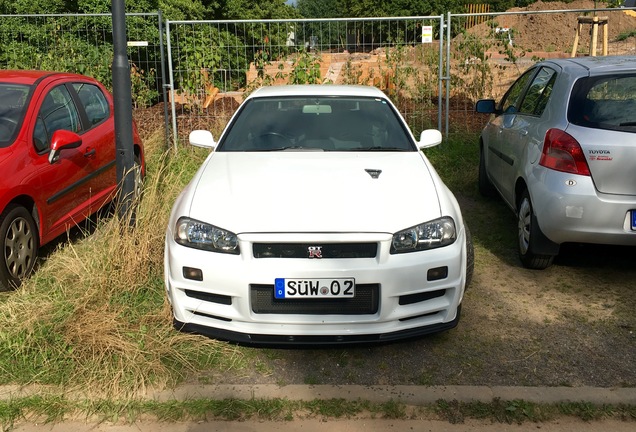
[425,132,480,194]
[0,131,242,398]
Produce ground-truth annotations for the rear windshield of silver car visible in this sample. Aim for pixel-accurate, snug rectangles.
[217,96,417,152]
[569,74,636,132]
[0,84,30,146]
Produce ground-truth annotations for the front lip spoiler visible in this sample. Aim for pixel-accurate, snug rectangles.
[173,305,461,347]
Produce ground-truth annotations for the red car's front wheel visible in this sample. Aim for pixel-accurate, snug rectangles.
[0,204,39,291]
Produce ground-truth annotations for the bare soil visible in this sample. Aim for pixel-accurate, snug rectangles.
[467,0,636,55]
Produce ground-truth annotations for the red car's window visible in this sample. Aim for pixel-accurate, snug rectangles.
[33,85,82,152]
[73,83,110,126]
[0,84,29,146]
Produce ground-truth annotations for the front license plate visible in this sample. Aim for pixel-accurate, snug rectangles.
[274,278,355,299]
[632,210,636,231]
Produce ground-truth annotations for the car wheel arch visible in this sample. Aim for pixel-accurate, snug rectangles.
[2,196,42,239]
[478,139,498,198]
[514,179,529,211]
[516,188,560,269]
[134,143,143,162]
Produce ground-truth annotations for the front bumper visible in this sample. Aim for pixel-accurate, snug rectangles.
[164,231,468,345]
[174,306,462,346]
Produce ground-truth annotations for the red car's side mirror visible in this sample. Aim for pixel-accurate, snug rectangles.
[48,129,82,164]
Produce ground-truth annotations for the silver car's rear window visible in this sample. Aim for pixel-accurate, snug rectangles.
[217,96,416,152]
[569,74,636,132]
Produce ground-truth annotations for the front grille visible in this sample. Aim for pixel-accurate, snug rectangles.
[250,284,379,314]
[253,242,377,259]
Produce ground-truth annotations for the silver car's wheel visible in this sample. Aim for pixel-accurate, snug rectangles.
[518,196,532,256]
[0,205,39,291]
[517,190,554,270]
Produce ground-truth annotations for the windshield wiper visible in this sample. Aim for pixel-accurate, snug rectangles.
[358,146,410,152]
[259,146,325,152]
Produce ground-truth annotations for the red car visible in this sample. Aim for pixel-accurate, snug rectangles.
[0,70,144,290]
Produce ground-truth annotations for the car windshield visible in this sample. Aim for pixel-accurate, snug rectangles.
[217,96,416,152]
[0,84,30,146]
[569,74,636,132]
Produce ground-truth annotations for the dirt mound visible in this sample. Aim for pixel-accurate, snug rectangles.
[467,0,636,55]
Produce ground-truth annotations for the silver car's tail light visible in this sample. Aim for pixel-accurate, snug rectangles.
[540,128,591,176]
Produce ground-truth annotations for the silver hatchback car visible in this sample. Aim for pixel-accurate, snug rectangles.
[476,56,636,269]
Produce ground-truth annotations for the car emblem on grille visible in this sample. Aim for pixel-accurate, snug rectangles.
[308,246,323,259]
[365,169,382,179]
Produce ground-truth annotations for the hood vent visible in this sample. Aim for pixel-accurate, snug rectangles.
[365,169,382,179]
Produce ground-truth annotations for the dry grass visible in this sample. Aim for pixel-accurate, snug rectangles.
[0,131,242,398]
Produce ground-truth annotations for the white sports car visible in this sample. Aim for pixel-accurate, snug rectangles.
[164,85,473,345]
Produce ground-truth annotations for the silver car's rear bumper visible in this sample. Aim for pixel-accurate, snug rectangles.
[531,169,636,246]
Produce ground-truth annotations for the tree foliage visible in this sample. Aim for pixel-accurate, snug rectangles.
[221,0,300,20]
[295,0,591,18]
[0,0,299,20]
[296,0,342,18]
[297,0,469,18]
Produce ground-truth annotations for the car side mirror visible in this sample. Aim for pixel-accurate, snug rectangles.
[189,130,216,149]
[48,130,82,164]
[418,129,442,150]
[475,99,497,114]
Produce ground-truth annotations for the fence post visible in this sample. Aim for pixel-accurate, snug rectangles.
[165,21,178,151]
[112,0,136,224]
[157,10,171,149]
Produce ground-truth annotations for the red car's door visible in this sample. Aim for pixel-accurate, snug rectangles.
[71,81,117,208]
[29,81,116,244]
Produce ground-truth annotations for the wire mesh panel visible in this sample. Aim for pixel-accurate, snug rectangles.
[0,13,165,110]
[447,6,636,134]
[166,17,444,146]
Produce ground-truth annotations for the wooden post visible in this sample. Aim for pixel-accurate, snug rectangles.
[571,16,608,57]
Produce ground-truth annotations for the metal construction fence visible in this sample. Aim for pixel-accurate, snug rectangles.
[0,12,169,138]
[1,8,634,146]
[165,16,445,147]
[166,7,635,144]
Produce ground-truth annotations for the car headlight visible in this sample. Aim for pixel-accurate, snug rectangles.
[391,217,456,254]
[175,217,239,255]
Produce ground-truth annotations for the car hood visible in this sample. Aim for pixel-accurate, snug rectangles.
[187,152,442,233]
